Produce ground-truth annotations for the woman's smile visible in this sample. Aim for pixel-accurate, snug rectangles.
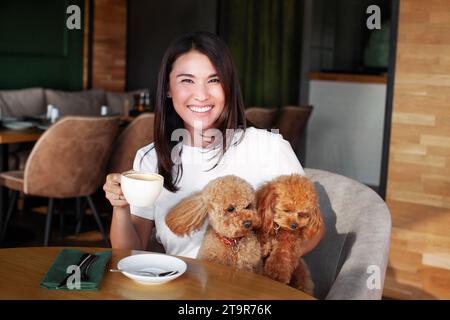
[187,104,214,114]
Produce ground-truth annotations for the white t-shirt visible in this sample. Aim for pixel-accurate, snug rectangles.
[130,127,305,258]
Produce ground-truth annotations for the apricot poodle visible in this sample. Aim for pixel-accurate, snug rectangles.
[166,175,262,273]
[257,174,324,295]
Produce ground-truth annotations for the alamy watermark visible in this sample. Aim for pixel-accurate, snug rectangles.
[169,121,282,169]
[65,4,382,31]
[366,5,381,30]
[66,5,81,30]
[64,265,82,289]
[366,265,381,290]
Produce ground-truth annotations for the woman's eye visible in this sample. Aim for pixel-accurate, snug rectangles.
[227,206,235,213]
[245,203,253,210]
[209,78,220,83]
[181,79,194,84]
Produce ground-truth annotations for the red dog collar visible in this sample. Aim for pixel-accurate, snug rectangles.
[214,231,243,249]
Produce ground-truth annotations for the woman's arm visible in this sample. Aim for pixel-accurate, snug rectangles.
[104,173,154,250]
[110,206,154,250]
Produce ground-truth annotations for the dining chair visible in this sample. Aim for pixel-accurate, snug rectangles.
[245,107,279,130]
[303,168,391,299]
[0,116,120,246]
[72,113,155,236]
[275,105,313,151]
[106,112,155,174]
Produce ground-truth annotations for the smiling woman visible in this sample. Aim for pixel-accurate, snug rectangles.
[151,32,248,193]
[104,32,307,259]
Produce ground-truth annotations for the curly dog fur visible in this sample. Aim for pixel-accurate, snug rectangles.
[166,175,262,273]
[257,174,324,295]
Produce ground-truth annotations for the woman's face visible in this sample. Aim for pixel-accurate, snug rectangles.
[168,50,225,135]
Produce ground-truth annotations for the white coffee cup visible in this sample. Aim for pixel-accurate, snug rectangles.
[120,170,164,207]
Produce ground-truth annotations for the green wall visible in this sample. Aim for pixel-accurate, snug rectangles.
[0,0,85,90]
[218,0,303,108]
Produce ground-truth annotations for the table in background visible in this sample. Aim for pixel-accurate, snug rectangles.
[0,247,315,300]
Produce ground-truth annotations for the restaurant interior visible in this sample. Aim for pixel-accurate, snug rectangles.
[0,0,449,300]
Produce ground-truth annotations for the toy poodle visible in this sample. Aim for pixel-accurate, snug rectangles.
[166,175,263,273]
[257,174,324,295]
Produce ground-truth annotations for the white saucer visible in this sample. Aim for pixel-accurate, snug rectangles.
[116,253,187,285]
[2,121,35,130]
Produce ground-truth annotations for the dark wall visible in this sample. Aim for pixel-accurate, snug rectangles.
[126,0,218,98]
[310,0,390,73]
[0,0,85,90]
[334,0,390,72]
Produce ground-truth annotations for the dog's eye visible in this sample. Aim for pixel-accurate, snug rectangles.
[227,206,235,213]
[245,203,253,210]
[283,209,291,213]
[297,211,309,218]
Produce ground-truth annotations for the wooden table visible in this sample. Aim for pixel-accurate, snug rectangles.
[0,127,43,174]
[0,128,43,145]
[0,247,315,300]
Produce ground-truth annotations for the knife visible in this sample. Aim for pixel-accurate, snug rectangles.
[57,253,92,289]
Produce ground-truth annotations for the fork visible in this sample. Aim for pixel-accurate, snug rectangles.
[109,269,178,277]
[81,255,98,281]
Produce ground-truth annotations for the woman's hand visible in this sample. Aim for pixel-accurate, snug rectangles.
[103,173,129,207]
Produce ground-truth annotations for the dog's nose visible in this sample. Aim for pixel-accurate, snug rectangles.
[290,223,298,230]
[243,220,252,229]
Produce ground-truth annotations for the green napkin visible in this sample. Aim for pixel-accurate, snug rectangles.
[40,249,111,291]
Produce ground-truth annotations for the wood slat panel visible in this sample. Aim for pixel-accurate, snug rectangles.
[92,0,126,91]
[386,0,450,300]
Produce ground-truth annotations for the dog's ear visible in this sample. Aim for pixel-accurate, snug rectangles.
[300,178,325,239]
[165,192,208,236]
[256,183,277,235]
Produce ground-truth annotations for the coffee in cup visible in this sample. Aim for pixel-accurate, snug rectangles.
[120,170,164,207]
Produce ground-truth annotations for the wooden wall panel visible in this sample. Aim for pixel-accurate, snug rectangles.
[386,0,450,300]
[92,0,126,91]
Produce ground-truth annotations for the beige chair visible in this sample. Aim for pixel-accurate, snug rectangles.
[74,113,154,237]
[0,116,120,246]
[107,113,155,174]
[245,107,279,130]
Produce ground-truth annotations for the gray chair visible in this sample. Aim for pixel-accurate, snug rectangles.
[303,168,391,300]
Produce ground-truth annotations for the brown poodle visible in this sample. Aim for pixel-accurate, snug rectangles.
[257,174,324,295]
[166,175,262,273]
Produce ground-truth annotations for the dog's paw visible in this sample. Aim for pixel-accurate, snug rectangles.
[264,264,292,284]
[290,259,315,296]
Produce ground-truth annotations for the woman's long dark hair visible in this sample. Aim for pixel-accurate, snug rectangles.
[151,31,247,192]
